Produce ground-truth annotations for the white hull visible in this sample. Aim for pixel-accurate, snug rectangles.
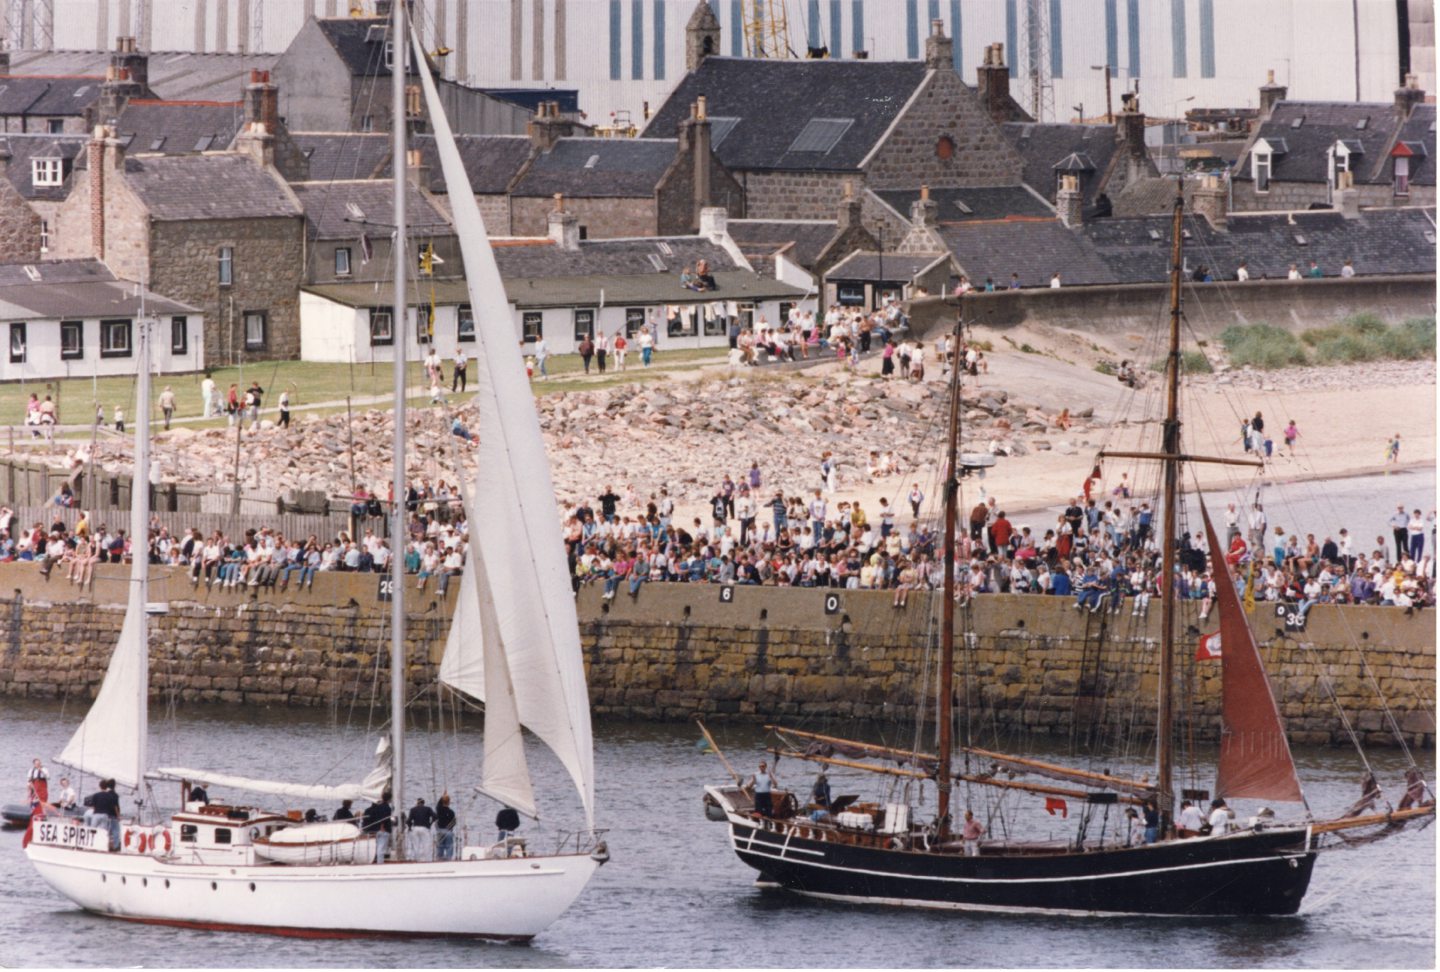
[26,842,603,940]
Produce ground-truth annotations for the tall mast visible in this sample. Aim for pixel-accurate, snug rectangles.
[389,0,408,843]
[134,300,152,788]
[936,313,964,832]
[1156,180,1185,833]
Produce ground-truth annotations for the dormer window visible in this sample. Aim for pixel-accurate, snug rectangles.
[1394,155,1411,196]
[1253,151,1271,192]
[31,158,63,187]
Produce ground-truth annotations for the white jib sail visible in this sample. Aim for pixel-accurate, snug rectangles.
[57,318,152,790]
[414,26,594,828]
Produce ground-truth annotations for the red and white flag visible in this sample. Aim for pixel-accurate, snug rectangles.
[1196,631,1223,661]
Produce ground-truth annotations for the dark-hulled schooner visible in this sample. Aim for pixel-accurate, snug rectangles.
[702,182,1433,917]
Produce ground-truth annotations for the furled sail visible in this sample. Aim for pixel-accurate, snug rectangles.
[413,27,594,828]
[57,321,152,790]
[1198,498,1305,804]
[153,737,391,804]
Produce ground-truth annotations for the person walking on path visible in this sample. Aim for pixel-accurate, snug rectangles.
[1386,433,1401,467]
[200,373,216,419]
[277,389,291,429]
[535,337,550,378]
[159,386,176,430]
[1283,420,1300,457]
[452,348,468,393]
[578,335,595,374]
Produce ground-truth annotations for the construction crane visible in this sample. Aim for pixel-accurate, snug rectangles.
[743,0,794,59]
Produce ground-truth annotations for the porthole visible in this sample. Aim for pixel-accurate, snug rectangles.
[210,881,218,891]
[249,882,256,892]
[120,876,126,885]
[142,878,148,887]
[101,874,106,883]
[164,879,170,889]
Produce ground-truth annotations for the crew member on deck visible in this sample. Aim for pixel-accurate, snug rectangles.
[334,799,355,821]
[749,760,775,818]
[810,772,831,813]
[1207,798,1234,835]
[961,810,985,857]
[362,790,394,862]
[27,759,49,808]
[435,794,457,860]
[407,798,437,861]
[1177,800,1206,837]
[53,776,77,811]
[186,782,209,806]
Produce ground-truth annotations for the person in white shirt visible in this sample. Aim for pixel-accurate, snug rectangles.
[1340,259,1355,278]
[1236,261,1250,282]
[1287,263,1302,280]
[1049,272,1062,288]
[1207,799,1234,834]
[452,348,469,392]
[200,374,217,418]
[1177,800,1206,836]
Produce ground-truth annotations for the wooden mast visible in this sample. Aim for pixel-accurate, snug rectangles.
[936,311,965,833]
[1156,179,1185,834]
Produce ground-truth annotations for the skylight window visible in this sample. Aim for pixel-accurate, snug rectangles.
[584,154,599,169]
[1290,116,1304,129]
[73,85,90,98]
[788,118,854,154]
[953,199,973,215]
[150,137,166,151]
[192,135,211,151]
[1425,230,1437,244]
[656,241,673,256]
[23,265,41,281]
[346,201,367,221]
[1354,116,1369,130]
[647,253,667,272]
[1293,233,1308,245]
[1148,228,1162,241]
[708,116,740,148]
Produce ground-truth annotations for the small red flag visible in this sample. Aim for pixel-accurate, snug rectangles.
[1196,631,1223,661]
[1045,796,1068,818]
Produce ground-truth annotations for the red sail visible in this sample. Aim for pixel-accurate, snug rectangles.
[1198,499,1305,803]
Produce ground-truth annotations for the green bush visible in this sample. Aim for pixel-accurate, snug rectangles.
[1149,351,1214,373]
[1220,324,1309,369]
[1224,317,1434,368]
[1094,360,1117,376]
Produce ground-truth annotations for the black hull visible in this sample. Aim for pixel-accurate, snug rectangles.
[727,818,1316,917]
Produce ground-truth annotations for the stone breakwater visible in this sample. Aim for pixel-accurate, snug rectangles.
[0,565,1431,749]
[23,370,1098,513]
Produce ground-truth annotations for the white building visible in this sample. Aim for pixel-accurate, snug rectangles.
[299,211,810,362]
[13,1,1430,125]
[0,260,203,381]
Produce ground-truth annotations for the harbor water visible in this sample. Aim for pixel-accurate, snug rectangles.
[0,698,1432,969]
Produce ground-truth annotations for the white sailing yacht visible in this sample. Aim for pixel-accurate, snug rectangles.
[25,4,607,940]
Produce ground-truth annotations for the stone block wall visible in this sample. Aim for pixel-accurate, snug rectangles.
[509,194,658,240]
[150,216,305,364]
[655,152,746,237]
[0,565,1430,751]
[0,171,41,262]
[1232,179,1437,212]
[864,70,1025,190]
[742,171,854,222]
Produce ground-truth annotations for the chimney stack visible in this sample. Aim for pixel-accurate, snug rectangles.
[976,43,1014,125]
[548,193,581,250]
[1394,73,1425,118]
[1116,91,1149,181]
[406,146,431,190]
[1056,173,1084,228]
[1334,170,1361,219]
[527,100,576,152]
[699,206,728,241]
[924,18,953,72]
[234,69,278,166]
[837,179,863,230]
[1192,174,1228,230]
[89,125,115,260]
[688,98,713,231]
[910,184,938,228]
[0,39,10,76]
[110,36,149,91]
[1259,69,1287,118]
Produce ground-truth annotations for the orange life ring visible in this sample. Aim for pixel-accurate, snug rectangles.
[123,828,133,849]
[136,832,149,853]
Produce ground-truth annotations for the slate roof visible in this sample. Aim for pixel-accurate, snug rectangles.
[1003,121,1121,205]
[1385,103,1435,188]
[123,153,302,220]
[509,137,676,198]
[0,259,196,318]
[725,219,839,271]
[292,132,391,182]
[827,251,949,282]
[315,18,406,78]
[1109,176,1199,217]
[114,99,243,155]
[0,133,88,200]
[873,186,1052,222]
[8,50,279,102]
[938,220,1118,286]
[0,75,104,117]
[1235,101,1410,185]
[641,57,929,172]
[490,236,742,279]
[932,207,1436,287]
[405,134,533,194]
[290,179,453,239]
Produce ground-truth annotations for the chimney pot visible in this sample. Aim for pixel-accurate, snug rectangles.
[553,192,564,212]
[920,184,929,201]
[697,95,707,120]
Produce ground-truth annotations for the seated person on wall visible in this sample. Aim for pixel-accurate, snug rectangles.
[694,259,718,292]
[680,265,701,291]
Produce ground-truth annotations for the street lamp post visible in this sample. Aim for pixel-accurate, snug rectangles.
[1091,63,1113,123]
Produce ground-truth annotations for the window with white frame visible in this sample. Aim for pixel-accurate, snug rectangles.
[39,220,49,253]
[60,320,82,359]
[335,247,352,276]
[370,307,393,346]
[573,309,595,343]
[1253,151,1271,193]
[522,311,543,342]
[100,318,132,358]
[625,308,645,337]
[244,311,267,350]
[218,246,234,286]
[46,118,64,134]
[31,158,62,187]
[171,316,188,354]
[9,323,25,363]
[1395,156,1411,196]
[457,304,475,342]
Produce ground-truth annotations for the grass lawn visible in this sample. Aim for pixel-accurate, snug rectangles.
[1,347,727,429]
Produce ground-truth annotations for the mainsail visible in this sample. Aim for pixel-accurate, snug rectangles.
[57,321,152,790]
[1198,498,1305,804]
[414,27,594,827]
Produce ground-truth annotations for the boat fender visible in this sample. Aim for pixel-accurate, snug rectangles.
[151,827,172,855]
[886,836,905,851]
[917,831,931,852]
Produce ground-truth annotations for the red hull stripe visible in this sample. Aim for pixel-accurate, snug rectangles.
[103,912,534,943]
